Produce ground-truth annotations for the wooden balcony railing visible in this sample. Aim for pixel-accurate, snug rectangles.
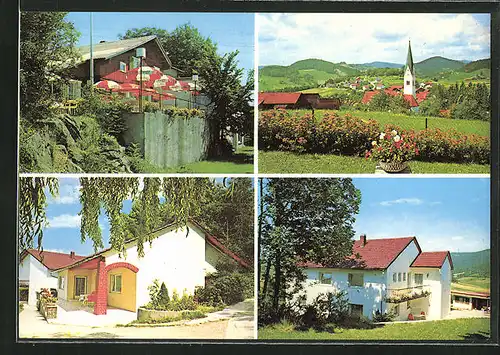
[385,285,431,303]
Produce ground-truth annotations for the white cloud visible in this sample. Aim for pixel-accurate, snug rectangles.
[48,184,80,205]
[44,248,71,254]
[380,198,424,206]
[429,201,442,206]
[46,214,81,229]
[258,13,490,65]
[451,236,464,241]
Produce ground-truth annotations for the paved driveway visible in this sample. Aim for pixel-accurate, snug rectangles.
[19,299,255,339]
[447,309,490,319]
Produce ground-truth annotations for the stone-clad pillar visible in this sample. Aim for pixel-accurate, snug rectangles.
[94,256,107,315]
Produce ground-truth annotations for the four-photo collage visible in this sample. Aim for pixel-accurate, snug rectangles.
[18,11,492,342]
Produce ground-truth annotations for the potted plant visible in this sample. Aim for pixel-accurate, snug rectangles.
[366,129,419,173]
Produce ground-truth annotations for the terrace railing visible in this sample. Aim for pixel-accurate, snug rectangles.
[385,285,431,303]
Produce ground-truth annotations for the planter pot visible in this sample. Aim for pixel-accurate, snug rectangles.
[379,161,408,173]
[44,304,57,319]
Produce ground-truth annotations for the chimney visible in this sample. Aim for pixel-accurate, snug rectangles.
[360,234,367,246]
[70,251,75,259]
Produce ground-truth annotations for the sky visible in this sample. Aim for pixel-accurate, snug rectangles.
[352,178,490,253]
[35,177,234,257]
[65,12,254,76]
[257,178,490,254]
[257,13,491,66]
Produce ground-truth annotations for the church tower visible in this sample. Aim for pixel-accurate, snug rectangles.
[403,40,416,97]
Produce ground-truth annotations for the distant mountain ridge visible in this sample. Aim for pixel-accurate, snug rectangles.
[451,249,490,277]
[360,61,402,69]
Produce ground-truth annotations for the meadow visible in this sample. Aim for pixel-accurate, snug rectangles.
[259,151,489,174]
[258,318,490,341]
[452,277,490,294]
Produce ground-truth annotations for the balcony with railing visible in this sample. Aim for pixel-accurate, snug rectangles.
[384,285,431,303]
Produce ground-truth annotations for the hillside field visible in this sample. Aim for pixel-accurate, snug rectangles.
[452,277,490,294]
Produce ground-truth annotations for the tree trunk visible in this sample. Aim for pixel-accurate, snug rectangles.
[273,251,281,313]
[258,179,264,291]
[262,258,271,299]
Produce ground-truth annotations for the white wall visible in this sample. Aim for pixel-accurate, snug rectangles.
[440,258,452,318]
[303,268,386,319]
[104,223,207,311]
[409,267,442,320]
[386,240,420,289]
[22,255,58,306]
[19,256,30,282]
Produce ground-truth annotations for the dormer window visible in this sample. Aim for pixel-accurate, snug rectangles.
[120,61,127,72]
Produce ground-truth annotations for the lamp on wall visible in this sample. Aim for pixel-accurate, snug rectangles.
[136,48,146,112]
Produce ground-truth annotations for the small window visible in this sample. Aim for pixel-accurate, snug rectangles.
[348,273,364,287]
[393,273,397,282]
[58,276,65,290]
[120,61,127,72]
[403,273,406,282]
[406,80,410,85]
[319,272,332,285]
[110,274,122,293]
[398,273,402,282]
[130,56,140,69]
[407,300,411,309]
[426,273,429,278]
[415,273,423,285]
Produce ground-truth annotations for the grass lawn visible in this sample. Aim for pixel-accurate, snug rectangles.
[259,318,490,341]
[259,151,489,174]
[452,277,490,293]
[160,146,254,173]
[324,110,489,136]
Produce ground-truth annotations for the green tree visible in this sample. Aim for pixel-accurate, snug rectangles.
[119,24,218,76]
[20,12,81,124]
[199,52,254,157]
[259,178,361,323]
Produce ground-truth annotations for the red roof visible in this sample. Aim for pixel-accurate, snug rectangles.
[387,85,403,91]
[451,290,490,299]
[301,236,420,270]
[259,92,301,105]
[361,91,379,104]
[403,94,419,107]
[23,249,85,270]
[416,91,430,103]
[411,251,453,269]
[205,234,250,268]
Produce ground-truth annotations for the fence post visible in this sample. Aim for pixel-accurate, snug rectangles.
[425,117,428,129]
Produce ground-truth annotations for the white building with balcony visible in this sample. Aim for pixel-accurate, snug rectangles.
[301,235,453,321]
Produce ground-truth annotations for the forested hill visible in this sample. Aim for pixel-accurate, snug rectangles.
[451,249,490,277]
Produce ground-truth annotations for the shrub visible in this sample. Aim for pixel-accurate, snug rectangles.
[158,282,170,306]
[373,309,397,322]
[194,272,253,307]
[19,287,29,302]
[147,279,162,309]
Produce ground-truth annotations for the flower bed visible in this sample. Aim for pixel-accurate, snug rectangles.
[258,110,489,165]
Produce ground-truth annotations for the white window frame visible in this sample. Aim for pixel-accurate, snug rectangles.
[74,276,87,297]
[403,272,406,282]
[58,276,65,290]
[110,274,122,293]
[398,272,402,282]
[120,61,127,72]
[415,273,424,285]
[393,273,397,282]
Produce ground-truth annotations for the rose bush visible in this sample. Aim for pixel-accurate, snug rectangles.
[258,110,489,165]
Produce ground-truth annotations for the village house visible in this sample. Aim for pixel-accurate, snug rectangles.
[361,41,430,111]
[19,249,86,306]
[49,220,248,315]
[300,235,452,321]
[258,92,320,110]
[451,290,490,311]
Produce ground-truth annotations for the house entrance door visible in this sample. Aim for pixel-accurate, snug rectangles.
[75,277,87,297]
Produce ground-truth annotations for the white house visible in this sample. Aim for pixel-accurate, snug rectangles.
[301,235,453,321]
[51,220,249,315]
[19,249,85,306]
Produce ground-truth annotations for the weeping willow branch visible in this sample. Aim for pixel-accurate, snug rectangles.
[18,177,59,253]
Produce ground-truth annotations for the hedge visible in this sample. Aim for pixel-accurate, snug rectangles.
[258,110,489,165]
